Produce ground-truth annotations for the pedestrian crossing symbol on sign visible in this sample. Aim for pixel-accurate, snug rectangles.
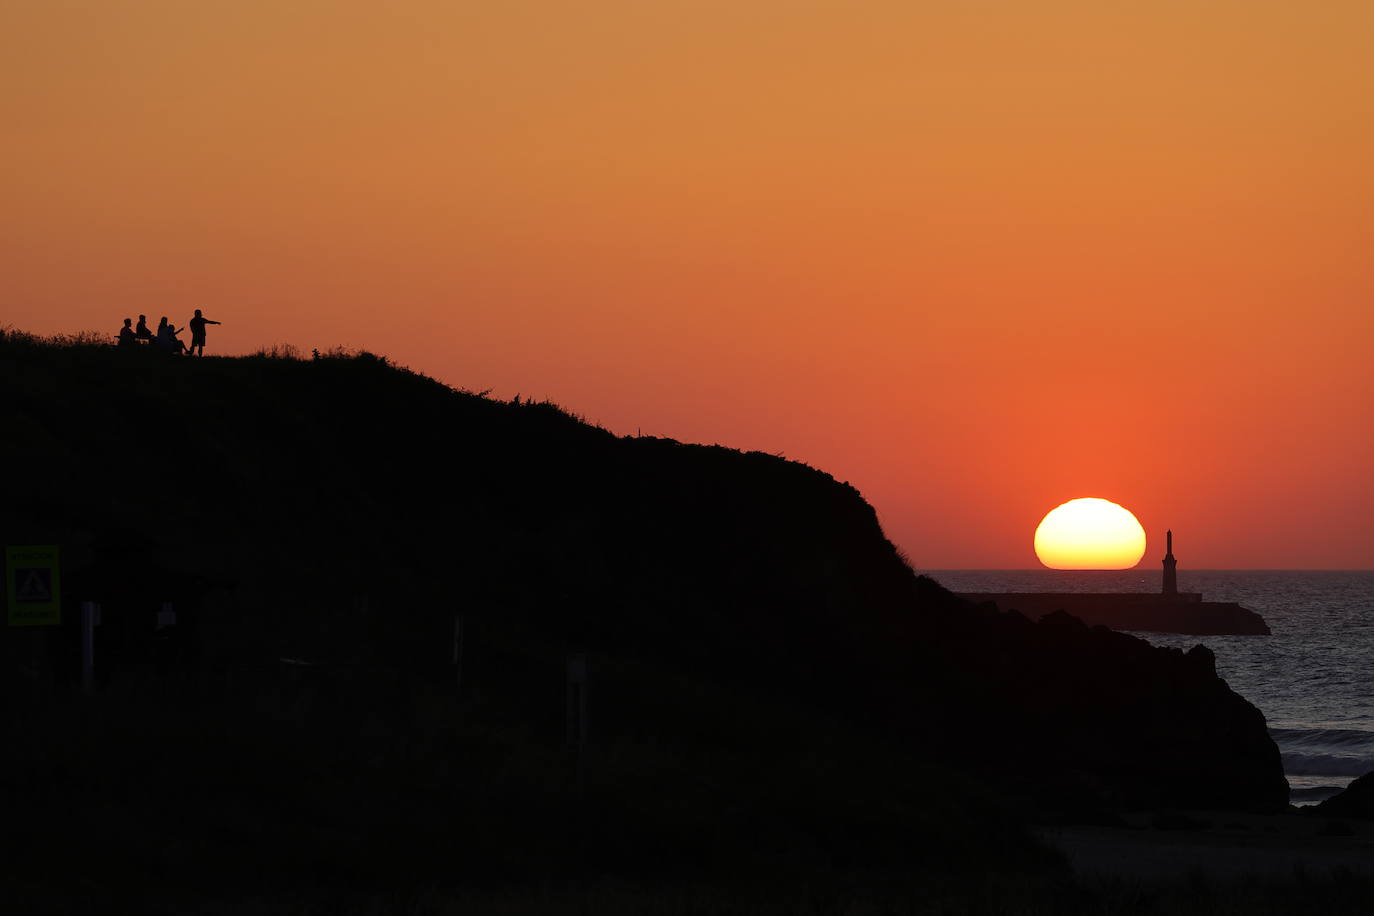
[6,546,61,626]
[15,568,52,603]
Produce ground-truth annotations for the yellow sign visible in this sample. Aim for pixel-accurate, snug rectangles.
[6,545,61,626]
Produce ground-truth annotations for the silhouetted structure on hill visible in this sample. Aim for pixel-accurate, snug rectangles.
[958,530,1270,635]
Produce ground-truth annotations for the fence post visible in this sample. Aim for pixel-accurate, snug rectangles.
[80,601,97,694]
[566,653,588,786]
[452,614,464,690]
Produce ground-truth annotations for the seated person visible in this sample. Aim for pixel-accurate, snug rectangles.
[156,317,187,354]
[117,318,137,348]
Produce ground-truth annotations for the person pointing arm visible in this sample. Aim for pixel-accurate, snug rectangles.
[187,308,222,357]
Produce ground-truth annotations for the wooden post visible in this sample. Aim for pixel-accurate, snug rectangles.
[80,601,97,693]
[452,614,464,690]
[566,653,588,785]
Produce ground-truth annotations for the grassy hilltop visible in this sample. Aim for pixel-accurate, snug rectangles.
[0,330,1312,912]
[0,331,1032,906]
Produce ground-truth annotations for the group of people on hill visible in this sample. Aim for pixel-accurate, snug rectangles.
[118,310,222,356]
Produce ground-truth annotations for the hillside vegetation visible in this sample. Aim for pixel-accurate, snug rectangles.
[0,330,1287,910]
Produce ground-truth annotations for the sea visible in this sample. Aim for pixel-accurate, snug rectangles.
[928,570,1374,806]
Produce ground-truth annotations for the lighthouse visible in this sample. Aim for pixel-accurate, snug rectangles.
[1162,529,1178,596]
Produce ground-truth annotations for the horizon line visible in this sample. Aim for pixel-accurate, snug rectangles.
[923,568,1374,573]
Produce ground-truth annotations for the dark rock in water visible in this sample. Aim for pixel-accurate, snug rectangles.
[914,597,1288,811]
[1314,771,1374,820]
[1185,644,1217,677]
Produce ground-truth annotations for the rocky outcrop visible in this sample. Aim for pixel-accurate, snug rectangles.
[1314,771,1374,820]
[909,598,1290,811]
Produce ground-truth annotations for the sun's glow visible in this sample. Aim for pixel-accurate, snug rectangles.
[1034,498,1147,570]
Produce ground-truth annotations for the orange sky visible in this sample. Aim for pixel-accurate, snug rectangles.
[4,0,1372,568]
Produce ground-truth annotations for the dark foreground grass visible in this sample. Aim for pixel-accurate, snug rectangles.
[251,870,1374,916]
[0,675,1055,914]
[8,872,1374,916]
[432,872,1374,916]
[3,697,1364,916]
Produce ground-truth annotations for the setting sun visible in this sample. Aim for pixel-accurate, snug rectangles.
[1034,498,1147,570]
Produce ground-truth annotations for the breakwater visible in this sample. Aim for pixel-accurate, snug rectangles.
[956,592,1270,635]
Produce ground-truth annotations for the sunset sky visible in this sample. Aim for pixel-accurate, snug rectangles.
[5,0,1371,568]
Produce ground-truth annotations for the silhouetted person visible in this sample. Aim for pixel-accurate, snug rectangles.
[157,317,187,354]
[117,318,137,348]
[135,314,153,342]
[187,309,221,356]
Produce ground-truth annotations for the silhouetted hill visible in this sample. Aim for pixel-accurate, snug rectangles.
[0,331,1287,904]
